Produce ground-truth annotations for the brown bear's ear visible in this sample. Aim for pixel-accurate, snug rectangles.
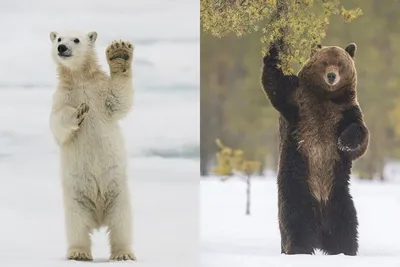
[345,43,357,58]
[310,44,322,57]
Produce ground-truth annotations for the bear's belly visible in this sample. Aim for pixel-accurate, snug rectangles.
[63,167,122,228]
[303,141,337,202]
[294,89,343,202]
[297,128,339,202]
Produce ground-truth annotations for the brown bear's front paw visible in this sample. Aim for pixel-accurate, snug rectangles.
[106,40,134,74]
[338,123,364,152]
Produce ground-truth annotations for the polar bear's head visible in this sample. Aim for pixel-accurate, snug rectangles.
[50,31,97,70]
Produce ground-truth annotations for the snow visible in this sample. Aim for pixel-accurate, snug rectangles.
[0,157,198,267]
[201,177,400,266]
[0,0,199,266]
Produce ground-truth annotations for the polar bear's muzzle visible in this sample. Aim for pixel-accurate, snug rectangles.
[58,44,72,58]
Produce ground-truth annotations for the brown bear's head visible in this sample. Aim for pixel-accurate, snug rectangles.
[298,43,357,98]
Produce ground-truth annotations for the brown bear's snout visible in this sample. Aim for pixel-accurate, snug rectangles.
[324,66,340,87]
[327,72,336,84]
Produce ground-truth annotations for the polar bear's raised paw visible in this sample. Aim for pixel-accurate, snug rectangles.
[106,40,134,74]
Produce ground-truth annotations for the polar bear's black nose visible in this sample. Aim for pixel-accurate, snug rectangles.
[58,44,68,53]
[327,72,336,84]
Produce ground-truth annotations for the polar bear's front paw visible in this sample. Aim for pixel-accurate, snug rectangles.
[110,250,136,261]
[106,40,134,74]
[67,248,93,261]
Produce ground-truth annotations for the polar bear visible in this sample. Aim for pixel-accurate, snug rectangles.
[49,31,135,261]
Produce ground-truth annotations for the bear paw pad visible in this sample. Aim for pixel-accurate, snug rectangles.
[106,40,134,65]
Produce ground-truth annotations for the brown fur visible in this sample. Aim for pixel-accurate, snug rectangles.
[295,89,340,201]
[294,46,358,202]
[263,41,366,255]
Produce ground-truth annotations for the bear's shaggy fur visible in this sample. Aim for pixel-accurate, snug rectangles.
[49,31,136,261]
[261,40,369,255]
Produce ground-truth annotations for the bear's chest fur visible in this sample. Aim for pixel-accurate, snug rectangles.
[61,80,106,118]
[65,81,98,103]
[294,88,343,202]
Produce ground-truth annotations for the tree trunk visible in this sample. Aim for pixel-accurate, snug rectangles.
[200,146,208,177]
[379,162,385,181]
[245,175,251,215]
[258,158,265,176]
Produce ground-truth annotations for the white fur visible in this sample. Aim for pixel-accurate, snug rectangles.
[49,31,135,260]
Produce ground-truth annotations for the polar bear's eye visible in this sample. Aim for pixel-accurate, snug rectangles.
[57,38,61,42]
[74,39,80,44]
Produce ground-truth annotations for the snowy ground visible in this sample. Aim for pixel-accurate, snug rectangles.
[201,177,400,267]
[0,0,199,266]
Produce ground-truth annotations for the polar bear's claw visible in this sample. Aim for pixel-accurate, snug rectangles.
[106,40,134,74]
[76,103,89,118]
[67,249,93,261]
[110,251,136,261]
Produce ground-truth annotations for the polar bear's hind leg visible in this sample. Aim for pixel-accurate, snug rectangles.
[64,205,93,261]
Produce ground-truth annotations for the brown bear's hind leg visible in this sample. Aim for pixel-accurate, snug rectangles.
[279,197,319,255]
[320,183,358,256]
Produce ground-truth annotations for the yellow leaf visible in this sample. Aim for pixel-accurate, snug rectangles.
[215,138,224,149]
[233,149,244,156]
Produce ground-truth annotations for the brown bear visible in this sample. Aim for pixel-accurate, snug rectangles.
[261,40,369,256]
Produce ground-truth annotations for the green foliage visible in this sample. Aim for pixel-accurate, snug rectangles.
[201,0,275,37]
[201,0,362,73]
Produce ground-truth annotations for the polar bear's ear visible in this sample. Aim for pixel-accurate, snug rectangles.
[50,32,58,42]
[87,32,98,44]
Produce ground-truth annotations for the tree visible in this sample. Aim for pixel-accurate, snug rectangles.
[201,0,362,73]
[213,139,261,215]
